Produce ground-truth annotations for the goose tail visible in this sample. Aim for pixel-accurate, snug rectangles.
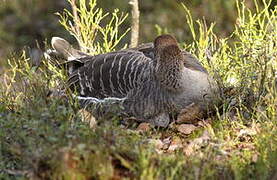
[44,37,90,74]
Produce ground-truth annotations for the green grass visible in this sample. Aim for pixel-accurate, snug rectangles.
[0,0,276,179]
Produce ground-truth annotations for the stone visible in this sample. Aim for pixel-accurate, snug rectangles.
[176,103,203,124]
[136,122,151,132]
[177,124,197,135]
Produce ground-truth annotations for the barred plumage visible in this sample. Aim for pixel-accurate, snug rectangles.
[67,50,153,98]
[46,34,218,127]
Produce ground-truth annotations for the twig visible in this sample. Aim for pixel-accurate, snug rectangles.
[70,0,84,51]
[129,0,140,48]
[4,169,29,176]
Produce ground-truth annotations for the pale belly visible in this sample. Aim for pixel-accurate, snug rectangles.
[173,68,217,110]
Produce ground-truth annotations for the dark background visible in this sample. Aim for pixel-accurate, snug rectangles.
[0,0,276,61]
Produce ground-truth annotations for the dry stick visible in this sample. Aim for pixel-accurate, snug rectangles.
[70,0,84,52]
[129,0,140,48]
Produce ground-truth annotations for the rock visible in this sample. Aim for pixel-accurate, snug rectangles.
[252,153,259,163]
[167,137,183,152]
[183,130,211,156]
[176,103,203,124]
[197,118,212,127]
[78,109,96,128]
[238,128,257,137]
[136,123,151,132]
[177,124,197,135]
[162,136,172,150]
[148,139,164,154]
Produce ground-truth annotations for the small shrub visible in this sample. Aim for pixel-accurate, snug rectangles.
[57,0,130,55]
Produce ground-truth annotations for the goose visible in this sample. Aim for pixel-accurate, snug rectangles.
[46,34,218,127]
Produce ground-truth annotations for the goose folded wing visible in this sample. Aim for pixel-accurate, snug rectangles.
[68,50,152,98]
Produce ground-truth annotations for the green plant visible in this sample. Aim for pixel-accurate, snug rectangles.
[57,0,130,55]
